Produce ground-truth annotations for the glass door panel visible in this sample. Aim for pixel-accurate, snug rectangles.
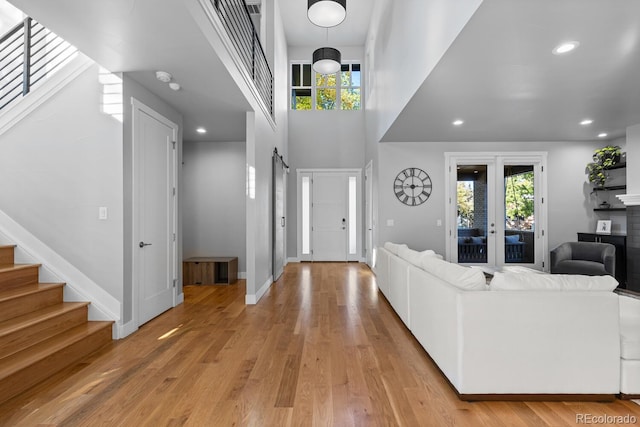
[503,165,535,264]
[456,164,493,264]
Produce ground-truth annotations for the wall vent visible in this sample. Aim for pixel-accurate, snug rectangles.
[246,4,260,14]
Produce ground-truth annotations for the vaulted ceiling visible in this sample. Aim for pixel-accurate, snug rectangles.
[9,0,640,143]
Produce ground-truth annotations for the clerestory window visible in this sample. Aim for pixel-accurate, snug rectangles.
[290,62,361,111]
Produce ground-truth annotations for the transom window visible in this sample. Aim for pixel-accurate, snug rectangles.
[290,62,361,111]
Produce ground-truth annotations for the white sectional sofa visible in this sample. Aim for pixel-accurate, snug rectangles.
[620,294,640,398]
[375,243,622,400]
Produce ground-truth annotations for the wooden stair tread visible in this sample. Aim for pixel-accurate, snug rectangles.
[0,321,113,379]
[0,302,89,337]
[0,283,65,302]
[0,245,16,248]
[0,263,40,273]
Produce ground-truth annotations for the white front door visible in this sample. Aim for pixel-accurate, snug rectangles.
[132,99,177,326]
[312,172,348,261]
[298,169,361,262]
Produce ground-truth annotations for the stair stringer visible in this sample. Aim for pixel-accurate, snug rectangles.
[0,209,121,339]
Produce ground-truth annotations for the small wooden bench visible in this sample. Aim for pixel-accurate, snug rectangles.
[183,257,238,285]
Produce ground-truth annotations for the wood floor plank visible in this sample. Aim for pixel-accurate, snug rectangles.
[0,264,639,426]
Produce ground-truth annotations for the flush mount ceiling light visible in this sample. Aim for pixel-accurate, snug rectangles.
[598,132,608,138]
[313,47,341,74]
[155,70,172,82]
[452,119,464,126]
[196,127,207,134]
[552,41,580,55]
[308,0,346,27]
[580,119,593,125]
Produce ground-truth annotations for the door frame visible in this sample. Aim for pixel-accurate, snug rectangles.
[131,98,179,327]
[272,150,287,281]
[297,168,362,262]
[444,152,548,271]
[365,161,374,268]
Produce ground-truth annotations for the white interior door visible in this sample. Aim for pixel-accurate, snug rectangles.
[312,172,348,261]
[133,99,177,326]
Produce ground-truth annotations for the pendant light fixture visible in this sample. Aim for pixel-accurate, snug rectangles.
[307,0,346,28]
[312,47,341,74]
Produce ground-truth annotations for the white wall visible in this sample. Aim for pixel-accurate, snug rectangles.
[377,140,610,257]
[626,124,640,195]
[365,0,482,142]
[285,46,366,258]
[182,141,246,273]
[244,0,289,302]
[0,64,124,300]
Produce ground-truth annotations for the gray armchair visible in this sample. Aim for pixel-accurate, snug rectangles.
[550,242,615,276]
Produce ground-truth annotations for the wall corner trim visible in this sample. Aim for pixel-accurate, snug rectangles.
[245,275,273,305]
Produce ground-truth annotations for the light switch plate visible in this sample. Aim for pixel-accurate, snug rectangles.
[99,207,108,220]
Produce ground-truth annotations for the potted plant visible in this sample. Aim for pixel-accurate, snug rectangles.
[587,145,621,188]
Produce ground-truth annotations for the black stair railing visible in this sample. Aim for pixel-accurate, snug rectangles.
[213,0,274,117]
[0,17,78,111]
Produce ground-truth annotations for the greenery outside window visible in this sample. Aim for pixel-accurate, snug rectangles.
[290,62,361,110]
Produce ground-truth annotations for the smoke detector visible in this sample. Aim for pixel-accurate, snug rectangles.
[155,71,172,83]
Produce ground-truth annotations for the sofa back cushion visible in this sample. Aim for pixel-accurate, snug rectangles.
[383,242,408,256]
[396,246,443,266]
[490,271,618,291]
[419,256,487,290]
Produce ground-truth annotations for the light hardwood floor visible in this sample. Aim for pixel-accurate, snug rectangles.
[1,262,638,426]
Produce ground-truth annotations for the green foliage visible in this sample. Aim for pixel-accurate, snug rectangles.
[586,145,622,187]
[457,182,474,228]
[505,172,534,230]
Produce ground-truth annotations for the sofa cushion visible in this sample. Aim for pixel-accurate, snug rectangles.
[620,315,640,360]
[489,271,618,291]
[419,256,487,290]
[501,265,544,274]
[552,260,609,276]
[383,242,408,256]
[505,234,520,243]
[620,296,640,360]
[398,246,421,265]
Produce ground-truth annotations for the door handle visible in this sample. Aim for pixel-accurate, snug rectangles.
[139,241,152,248]
[281,217,285,227]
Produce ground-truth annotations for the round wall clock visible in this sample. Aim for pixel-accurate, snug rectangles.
[394,167,432,206]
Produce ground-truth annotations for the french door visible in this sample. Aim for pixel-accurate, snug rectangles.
[298,169,361,262]
[445,153,547,270]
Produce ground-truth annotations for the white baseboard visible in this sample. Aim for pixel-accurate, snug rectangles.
[238,272,247,279]
[245,276,273,305]
[287,257,300,263]
[175,292,184,305]
[118,320,138,339]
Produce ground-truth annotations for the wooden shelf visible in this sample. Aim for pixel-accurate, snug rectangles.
[604,162,626,170]
[592,185,626,192]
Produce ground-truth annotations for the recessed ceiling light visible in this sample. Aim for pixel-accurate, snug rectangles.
[196,127,207,134]
[580,119,593,125]
[552,41,580,55]
[452,119,464,126]
[598,132,608,138]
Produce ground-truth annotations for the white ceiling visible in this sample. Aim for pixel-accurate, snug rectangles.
[382,0,640,142]
[7,0,640,143]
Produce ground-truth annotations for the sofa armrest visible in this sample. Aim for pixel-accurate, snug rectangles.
[550,244,572,271]
[456,291,620,395]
